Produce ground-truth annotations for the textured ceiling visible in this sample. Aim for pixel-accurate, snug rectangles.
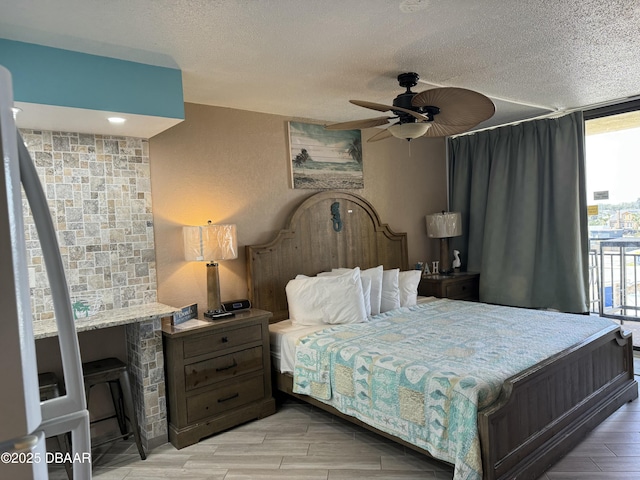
[2,0,640,134]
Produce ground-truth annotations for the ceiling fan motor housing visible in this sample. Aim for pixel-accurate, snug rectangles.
[393,72,439,123]
[397,72,420,90]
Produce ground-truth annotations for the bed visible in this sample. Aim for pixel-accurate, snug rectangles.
[246,190,638,480]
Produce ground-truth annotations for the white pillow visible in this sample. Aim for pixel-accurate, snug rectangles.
[286,269,368,326]
[320,268,372,317]
[381,268,400,313]
[399,270,422,307]
[335,265,383,316]
[360,275,372,317]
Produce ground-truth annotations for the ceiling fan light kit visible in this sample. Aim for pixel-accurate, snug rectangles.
[326,72,495,142]
[388,122,431,139]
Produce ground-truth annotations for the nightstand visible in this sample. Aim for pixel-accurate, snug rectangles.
[162,309,276,449]
[418,272,480,301]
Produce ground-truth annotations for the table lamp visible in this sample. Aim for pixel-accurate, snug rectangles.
[183,222,237,319]
[426,211,462,275]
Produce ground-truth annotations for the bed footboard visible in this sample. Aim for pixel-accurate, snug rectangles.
[478,326,638,480]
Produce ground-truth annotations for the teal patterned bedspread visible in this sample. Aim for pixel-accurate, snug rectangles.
[293,299,617,480]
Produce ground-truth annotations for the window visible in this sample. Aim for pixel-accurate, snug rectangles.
[585,100,640,335]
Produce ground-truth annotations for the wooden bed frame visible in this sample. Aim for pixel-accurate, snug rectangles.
[246,191,638,480]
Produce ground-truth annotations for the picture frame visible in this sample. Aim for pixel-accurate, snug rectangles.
[288,121,363,189]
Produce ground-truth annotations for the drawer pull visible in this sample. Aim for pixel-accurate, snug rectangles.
[221,336,229,343]
[216,361,238,372]
[218,393,239,403]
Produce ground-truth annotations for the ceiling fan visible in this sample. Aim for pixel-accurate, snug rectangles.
[325,72,495,142]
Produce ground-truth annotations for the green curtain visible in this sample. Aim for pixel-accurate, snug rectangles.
[448,112,589,313]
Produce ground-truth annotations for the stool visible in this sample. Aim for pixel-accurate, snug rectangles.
[38,372,72,480]
[82,358,146,460]
[38,372,62,401]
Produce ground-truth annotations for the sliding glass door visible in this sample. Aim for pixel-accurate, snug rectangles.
[585,101,640,335]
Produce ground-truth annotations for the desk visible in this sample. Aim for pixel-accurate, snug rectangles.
[34,302,178,450]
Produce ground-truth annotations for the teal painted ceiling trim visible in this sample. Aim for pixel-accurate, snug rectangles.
[0,39,184,119]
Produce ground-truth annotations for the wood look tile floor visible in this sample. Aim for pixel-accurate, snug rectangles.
[49,360,640,480]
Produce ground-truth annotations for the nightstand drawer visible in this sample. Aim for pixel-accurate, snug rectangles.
[184,346,263,391]
[418,272,479,300]
[186,373,264,423]
[446,281,476,299]
[183,324,262,358]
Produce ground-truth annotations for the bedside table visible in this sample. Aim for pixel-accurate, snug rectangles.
[418,272,480,301]
[162,308,276,449]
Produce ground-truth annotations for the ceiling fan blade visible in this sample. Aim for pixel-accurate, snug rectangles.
[422,122,480,137]
[325,116,391,130]
[350,100,429,122]
[411,87,495,126]
[367,128,393,143]
[364,122,476,142]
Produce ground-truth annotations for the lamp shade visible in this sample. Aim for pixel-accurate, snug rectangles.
[388,122,432,140]
[183,223,238,262]
[426,212,462,239]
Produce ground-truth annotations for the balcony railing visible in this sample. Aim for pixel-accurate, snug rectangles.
[590,238,640,321]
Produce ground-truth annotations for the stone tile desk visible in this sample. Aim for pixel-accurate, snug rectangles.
[34,302,178,450]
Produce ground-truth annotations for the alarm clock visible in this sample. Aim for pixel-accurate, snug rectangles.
[222,299,251,312]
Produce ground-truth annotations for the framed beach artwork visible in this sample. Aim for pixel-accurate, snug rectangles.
[288,121,363,189]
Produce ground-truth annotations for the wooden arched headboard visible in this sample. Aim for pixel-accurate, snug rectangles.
[246,191,408,321]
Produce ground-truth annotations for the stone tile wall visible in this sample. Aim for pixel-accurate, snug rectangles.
[125,318,167,450]
[20,130,158,324]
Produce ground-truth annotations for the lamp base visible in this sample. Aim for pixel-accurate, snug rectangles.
[439,237,454,275]
[206,262,233,319]
[204,310,235,320]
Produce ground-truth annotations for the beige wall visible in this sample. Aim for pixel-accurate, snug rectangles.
[149,103,447,310]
